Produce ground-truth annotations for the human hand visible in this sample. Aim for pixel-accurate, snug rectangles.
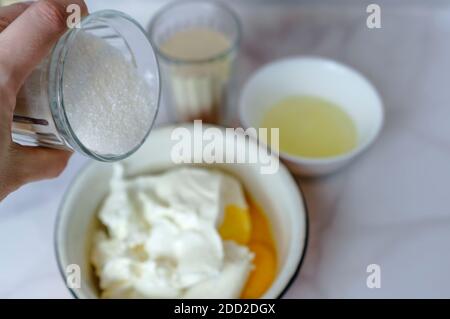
[0,0,88,201]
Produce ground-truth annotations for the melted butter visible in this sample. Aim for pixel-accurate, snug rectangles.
[261,95,358,158]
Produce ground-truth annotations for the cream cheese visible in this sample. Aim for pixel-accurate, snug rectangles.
[92,165,253,298]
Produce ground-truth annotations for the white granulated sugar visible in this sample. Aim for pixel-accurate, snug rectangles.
[63,31,156,156]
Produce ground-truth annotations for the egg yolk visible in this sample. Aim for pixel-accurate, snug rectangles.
[241,242,277,299]
[219,205,252,245]
[240,199,277,298]
[218,197,277,299]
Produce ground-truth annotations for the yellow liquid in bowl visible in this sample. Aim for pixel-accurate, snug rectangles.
[261,96,358,158]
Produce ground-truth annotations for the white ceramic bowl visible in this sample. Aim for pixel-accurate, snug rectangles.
[55,124,308,299]
[239,56,384,176]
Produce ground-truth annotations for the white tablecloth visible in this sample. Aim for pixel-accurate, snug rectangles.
[1,0,450,298]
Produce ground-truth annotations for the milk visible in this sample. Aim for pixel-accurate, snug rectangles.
[159,28,234,123]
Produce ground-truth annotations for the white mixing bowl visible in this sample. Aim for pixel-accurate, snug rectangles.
[239,56,384,176]
[55,124,308,298]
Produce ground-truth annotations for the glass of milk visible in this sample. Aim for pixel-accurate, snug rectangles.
[149,0,241,124]
[0,0,21,5]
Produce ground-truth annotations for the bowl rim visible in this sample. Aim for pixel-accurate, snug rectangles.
[54,125,310,299]
[238,55,384,166]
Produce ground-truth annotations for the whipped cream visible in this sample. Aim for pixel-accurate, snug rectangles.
[92,165,253,298]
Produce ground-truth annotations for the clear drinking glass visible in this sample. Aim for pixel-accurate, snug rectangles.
[0,0,21,5]
[12,10,160,161]
[149,0,241,124]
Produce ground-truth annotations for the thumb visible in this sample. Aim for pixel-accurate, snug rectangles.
[0,0,88,95]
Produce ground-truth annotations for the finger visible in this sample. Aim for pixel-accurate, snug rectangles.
[9,143,72,184]
[0,0,88,93]
[0,2,32,32]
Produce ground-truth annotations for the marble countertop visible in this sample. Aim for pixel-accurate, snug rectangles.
[1,0,450,298]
